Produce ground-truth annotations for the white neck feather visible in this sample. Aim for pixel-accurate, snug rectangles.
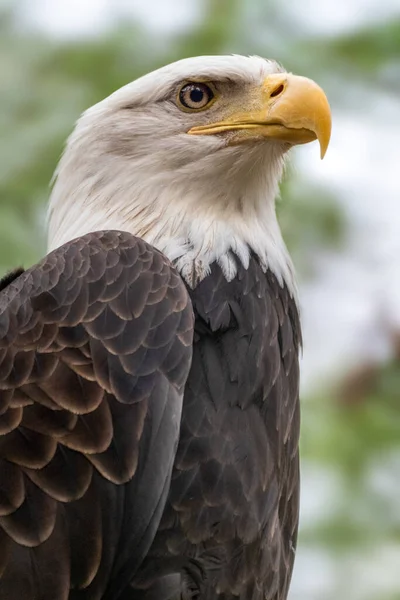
[48,107,296,297]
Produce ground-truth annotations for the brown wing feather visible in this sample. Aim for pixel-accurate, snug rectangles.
[0,231,194,600]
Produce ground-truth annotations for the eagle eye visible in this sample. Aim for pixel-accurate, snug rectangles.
[178,82,215,111]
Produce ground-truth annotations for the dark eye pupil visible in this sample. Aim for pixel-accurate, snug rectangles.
[190,87,204,103]
[179,83,214,109]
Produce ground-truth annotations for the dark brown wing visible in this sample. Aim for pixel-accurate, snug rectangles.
[0,231,193,600]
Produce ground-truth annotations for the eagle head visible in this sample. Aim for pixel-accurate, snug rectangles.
[48,55,331,292]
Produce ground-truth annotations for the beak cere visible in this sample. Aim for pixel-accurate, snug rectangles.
[188,73,332,159]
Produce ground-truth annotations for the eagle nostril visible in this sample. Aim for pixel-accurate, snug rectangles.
[270,84,285,98]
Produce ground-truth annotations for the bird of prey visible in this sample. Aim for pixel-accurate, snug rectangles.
[0,55,331,599]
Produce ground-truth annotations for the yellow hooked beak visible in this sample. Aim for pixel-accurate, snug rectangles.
[188,73,332,159]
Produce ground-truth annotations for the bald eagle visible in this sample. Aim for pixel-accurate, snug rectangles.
[0,55,331,599]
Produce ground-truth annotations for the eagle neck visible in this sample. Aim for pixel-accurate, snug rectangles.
[48,140,297,300]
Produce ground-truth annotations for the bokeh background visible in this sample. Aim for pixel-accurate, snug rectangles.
[1,0,400,598]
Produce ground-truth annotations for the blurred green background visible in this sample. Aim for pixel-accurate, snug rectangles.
[1,0,400,598]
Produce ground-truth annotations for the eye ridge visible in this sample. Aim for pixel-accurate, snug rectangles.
[178,82,215,111]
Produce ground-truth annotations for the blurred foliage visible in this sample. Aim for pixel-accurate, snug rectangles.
[300,345,400,559]
[308,18,400,77]
[0,1,399,599]
[278,176,344,278]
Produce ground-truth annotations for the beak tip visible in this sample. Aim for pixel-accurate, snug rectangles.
[320,132,331,159]
[318,123,332,160]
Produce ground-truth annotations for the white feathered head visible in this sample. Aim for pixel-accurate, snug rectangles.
[48,55,331,291]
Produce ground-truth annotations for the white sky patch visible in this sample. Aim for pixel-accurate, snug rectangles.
[20,0,113,38]
[290,547,337,600]
[19,0,200,38]
[116,0,201,33]
[285,0,400,35]
[292,544,400,600]
[299,464,343,528]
